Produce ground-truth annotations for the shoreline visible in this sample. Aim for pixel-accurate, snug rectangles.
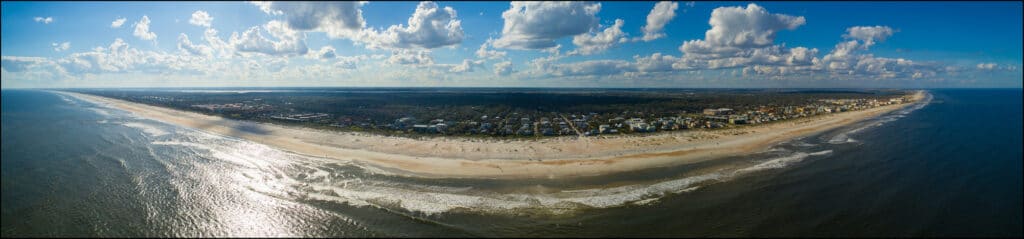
[62,91,925,179]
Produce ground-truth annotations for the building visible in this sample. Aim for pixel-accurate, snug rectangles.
[703,108,733,116]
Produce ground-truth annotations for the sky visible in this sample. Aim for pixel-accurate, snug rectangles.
[1,1,1021,89]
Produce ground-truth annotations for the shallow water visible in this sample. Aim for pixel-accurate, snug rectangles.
[1,89,1020,237]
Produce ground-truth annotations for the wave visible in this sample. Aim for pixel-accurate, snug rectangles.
[294,149,844,216]
[88,107,112,117]
[300,171,728,216]
[121,122,169,137]
[737,150,832,173]
[827,92,932,144]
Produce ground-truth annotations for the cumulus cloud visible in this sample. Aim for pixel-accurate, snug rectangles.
[201,28,234,58]
[111,17,127,28]
[261,1,366,38]
[475,39,507,59]
[357,1,464,49]
[493,2,601,50]
[448,59,484,73]
[230,20,308,56]
[546,59,635,76]
[251,1,282,15]
[53,38,206,76]
[310,45,337,60]
[494,61,513,76]
[638,1,678,42]
[527,4,942,83]
[569,19,626,56]
[52,42,71,52]
[684,3,804,51]
[178,33,213,57]
[34,16,54,24]
[815,25,921,78]
[189,10,213,27]
[633,53,680,73]
[256,1,462,50]
[976,62,997,70]
[667,3,816,71]
[133,15,158,41]
[1,56,53,72]
[387,49,433,65]
[843,26,894,48]
[330,54,382,69]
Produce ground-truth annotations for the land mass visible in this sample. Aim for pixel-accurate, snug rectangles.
[63,91,924,179]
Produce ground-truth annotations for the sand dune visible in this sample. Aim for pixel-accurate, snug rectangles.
[64,91,923,179]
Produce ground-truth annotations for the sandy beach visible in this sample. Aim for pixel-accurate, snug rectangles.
[64,91,923,179]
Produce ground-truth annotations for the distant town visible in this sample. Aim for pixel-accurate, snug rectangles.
[75,89,914,138]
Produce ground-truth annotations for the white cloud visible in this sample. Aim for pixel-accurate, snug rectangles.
[229,21,308,57]
[52,42,71,52]
[261,1,367,38]
[569,19,626,56]
[256,1,463,50]
[475,39,507,59]
[1,56,53,72]
[494,61,513,76]
[250,1,282,15]
[178,33,213,57]
[448,59,484,73]
[668,3,816,71]
[34,16,54,24]
[686,3,804,50]
[976,63,997,70]
[53,38,206,76]
[357,1,464,49]
[331,54,382,69]
[309,45,337,60]
[202,28,234,58]
[843,26,894,48]
[111,18,127,28]
[816,25,922,78]
[387,49,433,65]
[545,59,635,76]
[133,15,158,41]
[189,10,214,28]
[638,1,678,42]
[493,2,601,50]
[633,53,680,73]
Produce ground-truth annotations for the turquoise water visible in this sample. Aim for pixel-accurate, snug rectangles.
[1,89,1020,237]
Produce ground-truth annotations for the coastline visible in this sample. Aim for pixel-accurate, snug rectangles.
[62,91,925,179]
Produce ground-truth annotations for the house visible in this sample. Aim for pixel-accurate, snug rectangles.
[703,108,733,116]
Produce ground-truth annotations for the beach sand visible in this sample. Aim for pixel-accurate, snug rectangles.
[65,91,924,179]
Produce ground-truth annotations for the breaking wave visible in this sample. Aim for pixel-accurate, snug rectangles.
[828,92,932,144]
[121,122,169,137]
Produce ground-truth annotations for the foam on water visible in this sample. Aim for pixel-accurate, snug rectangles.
[828,92,932,144]
[737,150,833,173]
[89,107,112,117]
[121,122,169,137]
[120,120,859,216]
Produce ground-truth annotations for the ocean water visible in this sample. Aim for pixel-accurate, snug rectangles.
[1,89,1020,237]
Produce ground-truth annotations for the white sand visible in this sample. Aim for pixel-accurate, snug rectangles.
[65,91,923,179]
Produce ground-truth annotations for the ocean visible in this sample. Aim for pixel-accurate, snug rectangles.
[1,89,1020,237]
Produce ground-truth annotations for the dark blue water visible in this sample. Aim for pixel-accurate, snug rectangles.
[1,89,1021,237]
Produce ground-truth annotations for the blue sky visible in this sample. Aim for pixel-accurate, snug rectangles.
[2,1,1021,88]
